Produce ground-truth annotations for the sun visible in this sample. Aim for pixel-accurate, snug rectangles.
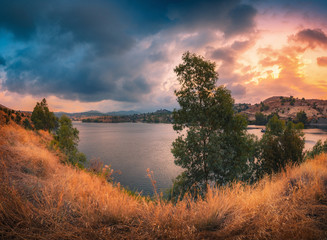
[271,65,280,79]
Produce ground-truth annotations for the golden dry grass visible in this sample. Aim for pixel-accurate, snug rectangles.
[0,123,327,239]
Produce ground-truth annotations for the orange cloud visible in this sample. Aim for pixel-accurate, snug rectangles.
[223,27,326,104]
[317,56,327,67]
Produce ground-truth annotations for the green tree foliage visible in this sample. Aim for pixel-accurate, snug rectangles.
[5,115,10,124]
[171,52,258,198]
[280,97,286,105]
[254,112,267,125]
[55,115,86,167]
[305,139,327,159]
[260,102,269,112]
[295,111,308,125]
[31,98,58,131]
[257,115,305,177]
[15,114,22,124]
[22,118,33,130]
[289,96,295,106]
[312,102,317,109]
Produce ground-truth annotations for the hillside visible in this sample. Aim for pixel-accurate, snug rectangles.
[0,104,32,126]
[81,109,173,123]
[55,110,140,120]
[239,96,327,123]
[1,122,327,239]
[50,96,327,125]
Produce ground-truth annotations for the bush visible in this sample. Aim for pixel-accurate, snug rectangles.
[23,119,33,130]
[306,140,327,159]
[257,116,305,177]
[5,115,10,124]
[15,114,22,124]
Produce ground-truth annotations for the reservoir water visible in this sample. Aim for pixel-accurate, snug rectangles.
[74,122,327,195]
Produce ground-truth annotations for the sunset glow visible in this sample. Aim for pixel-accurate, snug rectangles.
[0,0,326,112]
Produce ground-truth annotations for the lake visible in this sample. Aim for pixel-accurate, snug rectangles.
[74,122,327,195]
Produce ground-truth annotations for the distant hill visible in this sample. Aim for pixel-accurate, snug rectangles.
[55,96,327,125]
[3,96,327,125]
[54,110,140,119]
[238,96,327,124]
[54,110,104,119]
[81,109,172,123]
[107,110,140,116]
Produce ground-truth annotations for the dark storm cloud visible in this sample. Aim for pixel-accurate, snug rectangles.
[0,55,5,66]
[0,0,134,54]
[0,0,258,102]
[4,42,152,102]
[122,0,254,33]
[0,0,43,40]
[224,4,257,37]
[290,28,327,49]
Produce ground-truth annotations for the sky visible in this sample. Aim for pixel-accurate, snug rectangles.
[0,0,327,113]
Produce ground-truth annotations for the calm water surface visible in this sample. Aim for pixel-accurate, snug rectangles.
[74,122,181,195]
[74,122,327,195]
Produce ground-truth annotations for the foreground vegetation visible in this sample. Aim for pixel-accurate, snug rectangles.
[1,123,327,239]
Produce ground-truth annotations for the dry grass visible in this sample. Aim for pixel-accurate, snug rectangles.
[0,123,327,239]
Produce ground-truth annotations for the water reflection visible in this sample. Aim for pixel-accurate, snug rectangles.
[74,122,327,195]
[74,122,182,196]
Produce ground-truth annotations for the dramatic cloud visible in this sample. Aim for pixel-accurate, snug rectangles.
[206,37,257,99]
[0,0,259,104]
[0,0,327,111]
[317,56,327,67]
[224,4,257,37]
[246,42,326,102]
[0,55,5,66]
[211,48,235,64]
[290,28,327,49]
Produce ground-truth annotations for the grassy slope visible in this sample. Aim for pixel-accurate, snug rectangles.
[0,123,327,239]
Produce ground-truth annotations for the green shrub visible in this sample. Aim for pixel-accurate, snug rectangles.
[306,140,327,159]
[257,116,305,177]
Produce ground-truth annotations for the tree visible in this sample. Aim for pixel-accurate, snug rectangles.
[55,115,86,167]
[23,118,33,130]
[289,96,295,106]
[15,114,22,124]
[260,102,269,112]
[258,115,305,177]
[171,52,257,198]
[295,111,308,125]
[31,98,58,131]
[254,112,267,125]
